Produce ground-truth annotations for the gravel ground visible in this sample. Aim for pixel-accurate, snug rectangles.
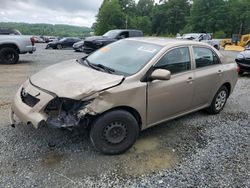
[0,44,249,187]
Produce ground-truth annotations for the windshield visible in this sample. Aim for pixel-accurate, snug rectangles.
[59,38,67,42]
[103,30,120,38]
[86,40,162,76]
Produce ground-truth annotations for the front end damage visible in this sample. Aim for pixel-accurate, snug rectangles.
[10,80,104,129]
[44,97,95,129]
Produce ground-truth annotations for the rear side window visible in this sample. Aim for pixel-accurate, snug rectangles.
[130,31,143,37]
[154,47,191,74]
[193,47,220,68]
[119,31,129,38]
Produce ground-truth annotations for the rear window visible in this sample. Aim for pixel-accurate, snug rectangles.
[130,31,143,37]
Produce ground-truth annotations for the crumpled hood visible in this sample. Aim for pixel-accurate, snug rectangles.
[30,59,124,99]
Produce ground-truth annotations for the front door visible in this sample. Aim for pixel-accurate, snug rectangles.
[147,46,194,126]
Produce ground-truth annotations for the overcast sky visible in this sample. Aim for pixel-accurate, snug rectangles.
[0,0,104,27]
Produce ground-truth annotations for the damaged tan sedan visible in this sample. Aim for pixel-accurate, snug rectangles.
[10,38,238,154]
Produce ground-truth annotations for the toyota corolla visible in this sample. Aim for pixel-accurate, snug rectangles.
[10,38,238,154]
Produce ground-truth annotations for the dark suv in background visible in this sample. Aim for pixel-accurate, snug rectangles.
[46,37,81,49]
[74,29,143,53]
[0,28,22,35]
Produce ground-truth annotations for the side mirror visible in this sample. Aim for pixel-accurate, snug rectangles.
[150,69,171,81]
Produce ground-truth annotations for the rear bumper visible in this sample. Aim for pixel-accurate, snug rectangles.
[10,81,54,128]
[21,45,36,53]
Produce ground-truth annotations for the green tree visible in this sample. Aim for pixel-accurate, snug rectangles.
[136,0,154,16]
[186,0,230,34]
[152,0,190,35]
[227,0,250,35]
[95,0,125,35]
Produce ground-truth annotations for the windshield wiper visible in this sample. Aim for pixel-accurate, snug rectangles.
[93,64,115,74]
[77,58,115,74]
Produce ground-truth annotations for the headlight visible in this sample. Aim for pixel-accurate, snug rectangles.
[45,97,92,112]
[237,54,245,60]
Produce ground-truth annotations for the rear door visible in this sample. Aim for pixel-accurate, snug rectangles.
[191,46,223,108]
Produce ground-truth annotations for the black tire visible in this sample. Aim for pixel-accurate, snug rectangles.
[206,86,229,114]
[90,110,139,155]
[0,47,19,64]
[238,70,244,76]
[214,45,219,50]
[57,44,62,49]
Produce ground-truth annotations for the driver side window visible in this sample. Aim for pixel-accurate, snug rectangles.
[154,47,191,74]
[119,32,129,39]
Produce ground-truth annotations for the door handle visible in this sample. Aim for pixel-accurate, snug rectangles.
[186,77,194,83]
[218,70,223,76]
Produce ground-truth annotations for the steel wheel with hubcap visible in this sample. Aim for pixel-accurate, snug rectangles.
[90,110,139,155]
[215,90,227,111]
[207,86,228,114]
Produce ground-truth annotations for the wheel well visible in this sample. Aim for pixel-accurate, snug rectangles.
[223,82,231,95]
[102,106,142,130]
[0,44,20,53]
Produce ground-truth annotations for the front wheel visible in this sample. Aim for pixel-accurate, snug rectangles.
[90,110,139,155]
[0,47,19,64]
[238,70,244,76]
[57,44,62,49]
[206,86,228,114]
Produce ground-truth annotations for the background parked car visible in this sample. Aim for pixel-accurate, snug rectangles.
[0,28,22,35]
[235,47,250,75]
[44,36,59,43]
[180,33,220,50]
[73,40,84,52]
[81,29,143,53]
[45,37,81,49]
[0,35,36,64]
[34,36,45,43]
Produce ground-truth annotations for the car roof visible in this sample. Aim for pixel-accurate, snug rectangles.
[110,29,142,32]
[126,37,211,47]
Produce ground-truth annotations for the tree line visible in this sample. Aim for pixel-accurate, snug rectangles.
[0,22,92,37]
[93,0,250,38]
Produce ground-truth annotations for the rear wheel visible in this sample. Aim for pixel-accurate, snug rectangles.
[206,86,228,114]
[57,44,62,49]
[90,110,139,155]
[0,47,19,64]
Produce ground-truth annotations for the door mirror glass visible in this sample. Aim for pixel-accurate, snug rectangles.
[150,69,171,81]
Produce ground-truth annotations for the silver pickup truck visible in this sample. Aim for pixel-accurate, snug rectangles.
[0,35,36,64]
[178,33,220,50]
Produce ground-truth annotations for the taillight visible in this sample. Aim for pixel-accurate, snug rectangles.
[236,65,240,73]
[30,36,35,46]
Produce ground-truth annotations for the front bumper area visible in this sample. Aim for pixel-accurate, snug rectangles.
[237,61,250,72]
[10,81,54,128]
